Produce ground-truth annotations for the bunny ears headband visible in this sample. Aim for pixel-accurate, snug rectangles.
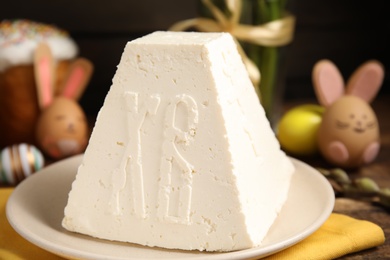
[34,42,93,110]
[312,59,384,107]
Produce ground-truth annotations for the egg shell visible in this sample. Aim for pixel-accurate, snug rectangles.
[277,104,324,156]
[0,143,44,185]
[318,95,380,168]
[35,97,88,159]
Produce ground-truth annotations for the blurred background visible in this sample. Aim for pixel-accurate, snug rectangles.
[1,0,389,117]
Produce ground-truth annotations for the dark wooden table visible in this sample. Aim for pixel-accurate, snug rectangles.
[286,95,390,259]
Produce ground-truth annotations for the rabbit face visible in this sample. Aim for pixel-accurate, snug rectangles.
[35,97,88,159]
[318,96,379,167]
[323,96,378,137]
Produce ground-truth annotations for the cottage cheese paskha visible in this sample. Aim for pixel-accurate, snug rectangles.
[62,31,295,252]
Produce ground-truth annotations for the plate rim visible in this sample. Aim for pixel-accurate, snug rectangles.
[6,155,335,260]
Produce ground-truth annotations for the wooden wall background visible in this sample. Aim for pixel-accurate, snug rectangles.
[2,0,389,116]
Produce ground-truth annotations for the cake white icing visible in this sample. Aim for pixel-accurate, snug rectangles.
[62,31,295,252]
[0,20,78,72]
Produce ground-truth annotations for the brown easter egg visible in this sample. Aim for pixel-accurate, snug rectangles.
[318,95,380,168]
[35,97,88,159]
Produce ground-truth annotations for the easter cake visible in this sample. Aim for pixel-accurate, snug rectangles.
[62,31,295,252]
[0,20,79,148]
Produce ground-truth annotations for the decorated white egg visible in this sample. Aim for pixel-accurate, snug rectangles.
[0,143,45,185]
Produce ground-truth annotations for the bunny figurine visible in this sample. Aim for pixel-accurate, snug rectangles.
[312,59,384,168]
[34,42,93,159]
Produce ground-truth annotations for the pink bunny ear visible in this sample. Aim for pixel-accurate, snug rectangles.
[346,60,384,103]
[60,58,93,100]
[312,59,345,107]
[34,42,55,109]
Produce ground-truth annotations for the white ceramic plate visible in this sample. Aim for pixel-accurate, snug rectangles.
[6,155,334,260]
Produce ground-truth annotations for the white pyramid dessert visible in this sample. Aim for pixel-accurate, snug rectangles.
[62,31,295,252]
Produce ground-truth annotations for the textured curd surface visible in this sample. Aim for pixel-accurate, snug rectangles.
[62,31,294,252]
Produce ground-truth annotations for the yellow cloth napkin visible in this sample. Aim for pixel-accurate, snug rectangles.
[0,188,63,260]
[0,188,385,260]
[265,213,385,260]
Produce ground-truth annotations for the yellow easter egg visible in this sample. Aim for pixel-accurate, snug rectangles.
[277,104,324,156]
